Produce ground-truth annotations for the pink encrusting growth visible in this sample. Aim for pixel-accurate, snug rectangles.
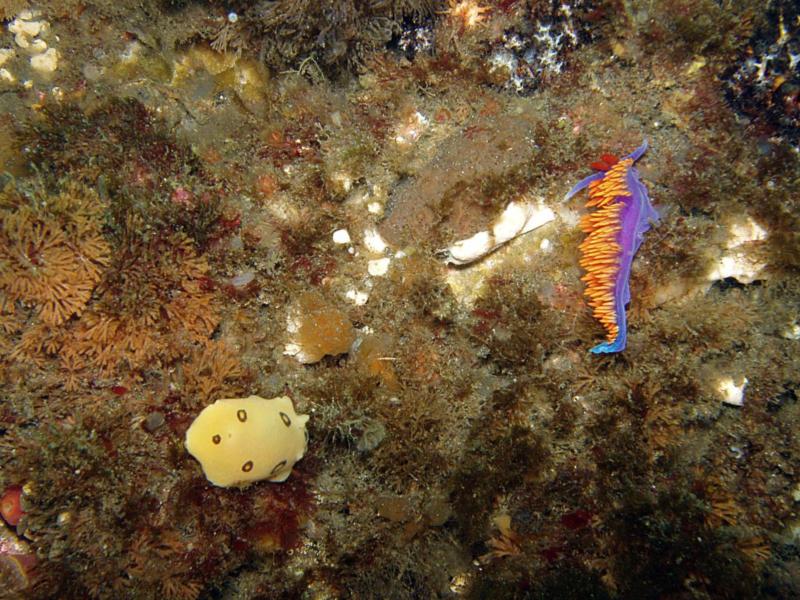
[565,140,658,353]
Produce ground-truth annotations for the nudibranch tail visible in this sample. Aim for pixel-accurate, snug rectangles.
[567,140,657,354]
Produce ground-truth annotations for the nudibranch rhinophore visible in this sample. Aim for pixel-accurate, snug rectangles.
[564,140,658,354]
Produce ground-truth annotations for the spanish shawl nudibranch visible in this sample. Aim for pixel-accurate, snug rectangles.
[565,140,658,354]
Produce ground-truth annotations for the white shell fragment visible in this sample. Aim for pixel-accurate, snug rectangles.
[442,200,555,265]
[717,376,748,407]
[185,395,309,487]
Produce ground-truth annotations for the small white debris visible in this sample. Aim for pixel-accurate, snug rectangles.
[0,48,15,67]
[707,252,765,284]
[0,68,15,83]
[717,376,747,407]
[368,257,391,277]
[442,200,556,265]
[346,289,370,306]
[330,171,353,194]
[30,47,58,73]
[782,321,800,340]
[15,9,42,22]
[120,40,143,63]
[539,238,552,252]
[367,201,383,215]
[228,270,255,289]
[363,228,388,254]
[394,111,429,146]
[284,342,302,358]
[28,38,47,54]
[332,229,351,245]
[227,11,238,23]
[9,16,47,49]
[727,217,767,249]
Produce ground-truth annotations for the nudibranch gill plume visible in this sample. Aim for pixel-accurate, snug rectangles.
[565,140,658,354]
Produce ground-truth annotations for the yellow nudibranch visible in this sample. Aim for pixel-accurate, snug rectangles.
[185,395,309,487]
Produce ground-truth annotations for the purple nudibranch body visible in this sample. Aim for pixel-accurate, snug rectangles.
[565,140,658,354]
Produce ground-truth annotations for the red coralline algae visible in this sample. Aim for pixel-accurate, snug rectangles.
[0,486,23,527]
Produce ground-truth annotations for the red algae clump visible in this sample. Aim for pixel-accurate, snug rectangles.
[0,486,23,527]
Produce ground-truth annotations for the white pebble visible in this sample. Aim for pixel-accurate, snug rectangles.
[363,228,388,254]
[368,257,391,277]
[717,376,747,407]
[9,18,45,41]
[332,229,351,244]
[346,289,369,306]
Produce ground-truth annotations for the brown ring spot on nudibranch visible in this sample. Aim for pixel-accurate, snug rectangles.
[270,460,287,476]
[237,409,247,422]
[212,434,221,444]
[242,460,253,472]
[279,412,291,427]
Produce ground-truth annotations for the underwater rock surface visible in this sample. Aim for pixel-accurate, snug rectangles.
[0,1,798,599]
